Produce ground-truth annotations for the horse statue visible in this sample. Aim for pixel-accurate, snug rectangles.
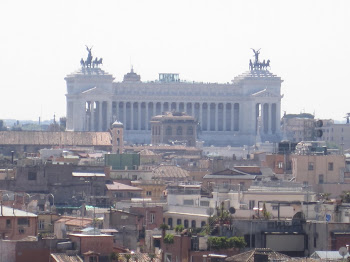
[80,58,85,68]
[93,58,103,68]
[266,59,270,69]
[249,59,253,71]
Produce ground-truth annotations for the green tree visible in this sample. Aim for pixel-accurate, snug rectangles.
[341,191,350,203]
[208,236,246,250]
[110,252,119,261]
[164,233,174,244]
[159,223,169,231]
[262,202,271,219]
[124,254,132,262]
[175,224,184,233]
[228,236,247,248]
[319,193,331,201]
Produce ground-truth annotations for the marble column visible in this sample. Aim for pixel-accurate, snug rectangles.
[267,103,271,134]
[106,101,111,129]
[223,103,227,131]
[138,102,141,130]
[146,102,149,130]
[199,103,203,128]
[91,101,95,131]
[231,103,234,131]
[123,102,126,127]
[98,101,102,131]
[215,103,219,131]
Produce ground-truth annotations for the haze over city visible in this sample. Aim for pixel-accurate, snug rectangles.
[0,0,349,122]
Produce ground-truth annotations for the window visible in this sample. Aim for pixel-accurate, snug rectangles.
[150,213,155,224]
[18,228,25,234]
[165,254,172,262]
[240,182,245,191]
[200,201,209,207]
[146,191,152,196]
[28,172,37,180]
[39,220,45,230]
[191,220,196,228]
[18,218,29,226]
[176,126,183,135]
[201,221,206,227]
[328,162,334,171]
[89,257,97,262]
[244,234,255,248]
[308,162,314,171]
[187,127,194,135]
[166,126,172,135]
[272,206,279,210]
[115,192,123,198]
[278,162,283,168]
[183,199,194,205]
[6,219,11,228]
[184,219,189,228]
[177,219,181,225]
[168,218,173,228]
[319,174,324,184]
[249,200,255,210]
[303,181,309,187]
[314,236,317,248]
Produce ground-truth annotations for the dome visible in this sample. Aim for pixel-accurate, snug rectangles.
[112,120,124,128]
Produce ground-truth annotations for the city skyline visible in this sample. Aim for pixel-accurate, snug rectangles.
[0,0,349,122]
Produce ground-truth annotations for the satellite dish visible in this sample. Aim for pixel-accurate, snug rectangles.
[339,247,348,257]
[229,207,236,214]
[206,207,214,216]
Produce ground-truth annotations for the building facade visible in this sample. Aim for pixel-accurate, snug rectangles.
[281,113,316,142]
[150,111,197,146]
[65,56,283,146]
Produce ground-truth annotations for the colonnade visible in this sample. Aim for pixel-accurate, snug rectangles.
[84,101,241,132]
[82,100,279,135]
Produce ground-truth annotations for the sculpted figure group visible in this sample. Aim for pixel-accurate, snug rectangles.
[249,48,270,71]
[80,46,103,68]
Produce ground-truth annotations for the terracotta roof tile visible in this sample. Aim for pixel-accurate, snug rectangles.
[0,131,111,146]
[51,253,83,262]
[226,248,290,262]
[152,165,189,178]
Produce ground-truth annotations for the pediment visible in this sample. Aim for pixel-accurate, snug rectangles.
[251,89,279,98]
[81,87,106,95]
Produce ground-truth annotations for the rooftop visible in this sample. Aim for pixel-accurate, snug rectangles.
[0,205,37,217]
[106,182,142,191]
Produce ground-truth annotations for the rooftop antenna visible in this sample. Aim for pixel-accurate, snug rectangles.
[129,56,132,72]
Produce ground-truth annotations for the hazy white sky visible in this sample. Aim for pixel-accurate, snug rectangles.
[0,0,349,122]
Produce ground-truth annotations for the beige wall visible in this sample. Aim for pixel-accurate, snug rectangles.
[292,154,346,195]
